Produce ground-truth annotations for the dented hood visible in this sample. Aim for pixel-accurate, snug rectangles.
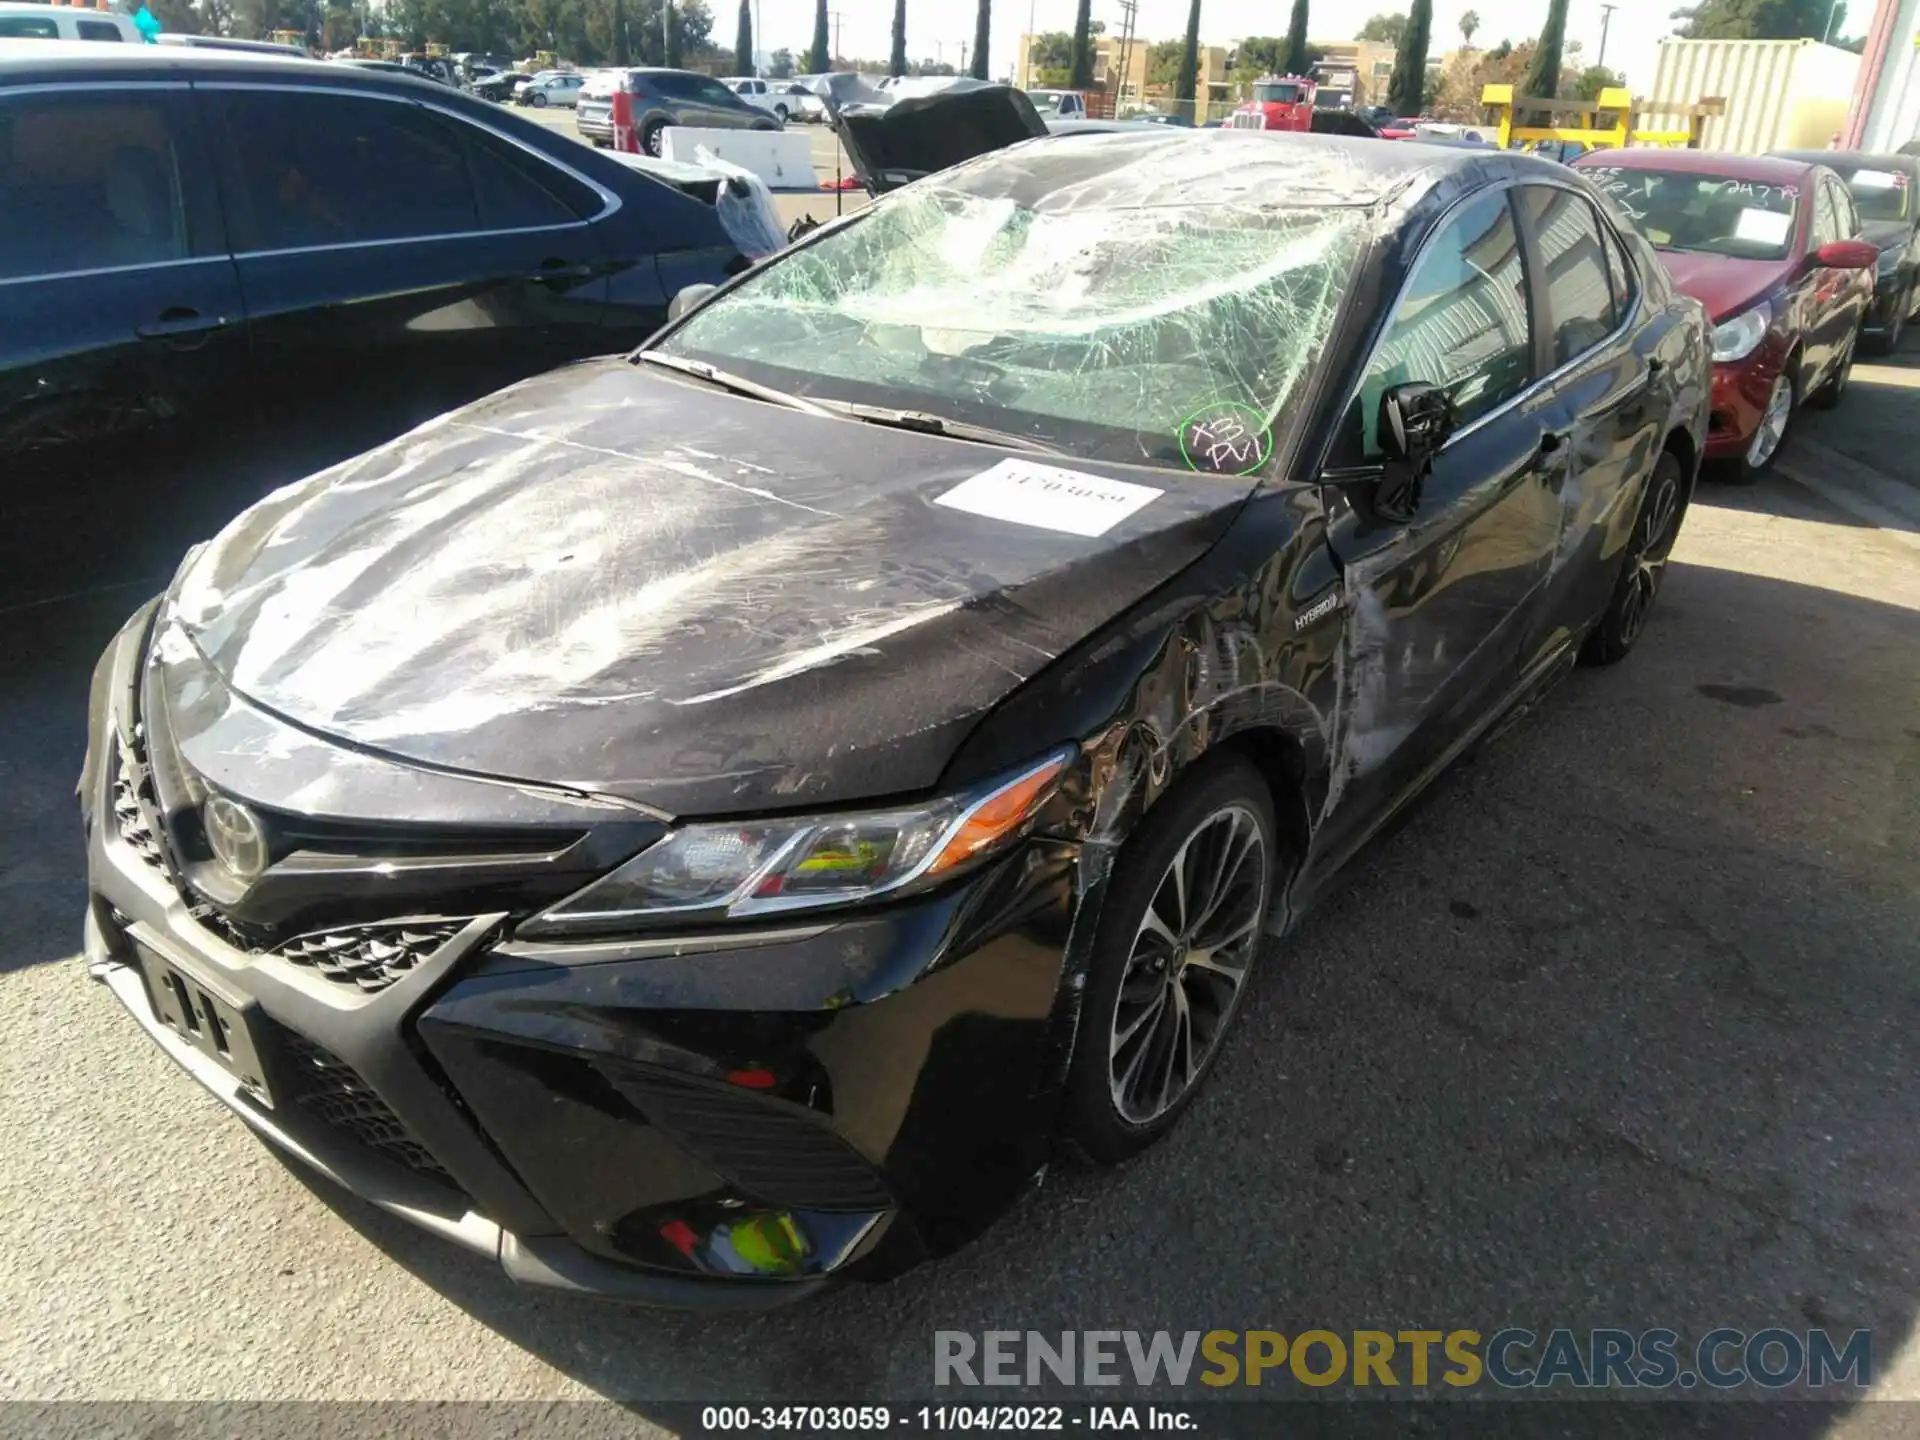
[169,359,1252,816]
[836,84,1048,193]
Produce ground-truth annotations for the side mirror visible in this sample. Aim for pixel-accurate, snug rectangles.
[668,283,718,322]
[1373,382,1454,523]
[1815,239,1879,271]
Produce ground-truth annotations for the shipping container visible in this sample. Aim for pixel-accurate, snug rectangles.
[1642,38,1861,153]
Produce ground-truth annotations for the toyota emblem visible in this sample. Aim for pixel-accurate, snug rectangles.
[204,796,269,881]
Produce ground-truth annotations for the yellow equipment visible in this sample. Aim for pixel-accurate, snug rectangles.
[1479,84,1726,152]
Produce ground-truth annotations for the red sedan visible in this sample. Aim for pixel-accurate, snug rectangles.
[1573,149,1877,481]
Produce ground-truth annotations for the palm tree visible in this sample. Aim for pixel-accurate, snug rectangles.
[1458,8,1478,50]
[970,0,990,79]
[1283,0,1309,76]
[1069,0,1094,87]
[889,0,907,76]
[1174,0,1200,122]
[734,0,752,73]
[809,0,830,72]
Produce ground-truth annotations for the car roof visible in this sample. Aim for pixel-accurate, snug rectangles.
[957,127,1572,209]
[1772,148,1919,172]
[1576,148,1818,186]
[0,37,443,82]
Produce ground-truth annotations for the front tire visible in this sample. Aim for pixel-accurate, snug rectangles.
[1061,755,1277,1164]
[642,118,668,156]
[530,91,548,107]
[1714,367,1794,485]
[1581,450,1687,666]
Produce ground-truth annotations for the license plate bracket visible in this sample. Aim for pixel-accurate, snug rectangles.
[134,938,276,1107]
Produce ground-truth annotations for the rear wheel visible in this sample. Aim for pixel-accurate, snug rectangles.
[1061,755,1277,1164]
[1581,450,1687,666]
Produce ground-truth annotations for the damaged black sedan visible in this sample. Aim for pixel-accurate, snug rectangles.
[81,129,1710,1305]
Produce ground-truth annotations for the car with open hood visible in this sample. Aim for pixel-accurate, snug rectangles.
[1574,148,1876,482]
[83,128,1709,1306]
[1771,149,1920,352]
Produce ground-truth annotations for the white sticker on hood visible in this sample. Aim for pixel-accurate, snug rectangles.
[934,459,1163,538]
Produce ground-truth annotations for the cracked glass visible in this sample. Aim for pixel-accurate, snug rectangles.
[656,152,1369,471]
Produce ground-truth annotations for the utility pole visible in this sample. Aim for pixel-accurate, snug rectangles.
[755,0,762,71]
[1596,2,1616,70]
[1025,0,1036,84]
[959,39,969,72]
[1115,0,1137,108]
[831,8,842,63]
[1821,0,1841,42]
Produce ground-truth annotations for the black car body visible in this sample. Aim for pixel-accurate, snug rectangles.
[0,43,758,459]
[1772,149,1920,349]
[575,67,781,155]
[82,125,1710,1306]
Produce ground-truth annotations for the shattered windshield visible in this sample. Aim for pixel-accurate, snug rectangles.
[657,162,1367,470]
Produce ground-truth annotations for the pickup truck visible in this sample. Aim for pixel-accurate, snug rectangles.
[723,77,806,122]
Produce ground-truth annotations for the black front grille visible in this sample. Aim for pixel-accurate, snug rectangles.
[110,744,166,870]
[276,921,466,994]
[280,1030,454,1185]
[605,1065,893,1213]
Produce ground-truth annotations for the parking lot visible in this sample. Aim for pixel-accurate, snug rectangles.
[2,108,1918,1423]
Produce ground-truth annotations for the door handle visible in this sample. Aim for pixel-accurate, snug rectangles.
[137,308,230,345]
[528,259,598,284]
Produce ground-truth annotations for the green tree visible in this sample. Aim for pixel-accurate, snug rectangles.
[1458,7,1478,46]
[1669,0,1832,39]
[1234,35,1286,74]
[1068,0,1094,86]
[1356,11,1405,43]
[1574,63,1624,99]
[1284,0,1310,75]
[1146,35,1183,85]
[1029,29,1072,67]
[148,0,202,31]
[1174,0,1201,115]
[733,0,751,70]
[1523,0,1570,100]
[888,0,906,75]
[1386,0,1428,112]
[970,0,990,78]
[768,45,795,75]
[809,0,829,72]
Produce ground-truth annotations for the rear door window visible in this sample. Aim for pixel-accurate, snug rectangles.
[464,127,600,227]
[0,92,194,278]
[76,18,125,39]
[0,15,60,35]
[211,89,479,250]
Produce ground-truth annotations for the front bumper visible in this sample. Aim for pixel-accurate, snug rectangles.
[1865,275,1914,335]
[1704,343,1788,459]
[83,610,1083,1305]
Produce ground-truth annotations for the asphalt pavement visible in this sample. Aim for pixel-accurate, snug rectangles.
[1,222,1917,1422]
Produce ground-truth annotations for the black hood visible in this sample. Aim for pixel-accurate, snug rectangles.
[168,359,1253,816]
[836,84,1048,193]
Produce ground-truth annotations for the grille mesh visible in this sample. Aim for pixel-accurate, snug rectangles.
[110,744,166,870]
[280,1030,454,1184]
[276,922,465,994]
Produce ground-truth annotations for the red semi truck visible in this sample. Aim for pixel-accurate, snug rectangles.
[1226,75,1318,131]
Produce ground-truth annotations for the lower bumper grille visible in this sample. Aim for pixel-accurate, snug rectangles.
[110,744,166,870]
[280,1030,454,1185]
[605,1065,893,1213]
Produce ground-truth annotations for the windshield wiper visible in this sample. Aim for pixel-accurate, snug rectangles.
[823,401,1066,455]
[634,351,830,416]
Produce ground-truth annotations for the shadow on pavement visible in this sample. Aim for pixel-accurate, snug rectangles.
[260,557,1918,1423]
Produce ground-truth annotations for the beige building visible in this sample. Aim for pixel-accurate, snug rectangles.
[1016,33,1231,117]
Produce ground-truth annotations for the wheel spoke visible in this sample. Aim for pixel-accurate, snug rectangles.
[1111,984,1167,1060]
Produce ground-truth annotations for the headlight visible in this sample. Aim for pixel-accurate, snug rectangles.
[1710,303,1771,363]
[522,748,1075,934]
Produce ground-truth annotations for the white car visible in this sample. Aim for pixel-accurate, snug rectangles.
[723,76,806,122]
[0,2,140,40]
[517,71,586,108]
[1025,87,1088,119]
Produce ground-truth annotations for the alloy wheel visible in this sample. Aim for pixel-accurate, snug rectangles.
[1615,462,1682,651]
[1108,803,1269,1126]
[1746,373,1793,468]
